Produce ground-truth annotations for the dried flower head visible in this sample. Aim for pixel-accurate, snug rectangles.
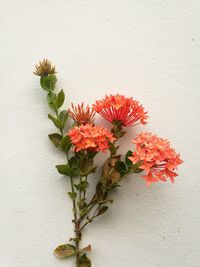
[68,103,96,125]
[33,59,56,77]
[129,132,183,186]
[93,94,148,127]
[68,124,115,152]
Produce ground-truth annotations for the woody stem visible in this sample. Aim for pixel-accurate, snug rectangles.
[67,153,80,266]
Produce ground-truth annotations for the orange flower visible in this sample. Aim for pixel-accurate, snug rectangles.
[68,124,115,152]
[93,94,148,126]
[68,103,95,125]
[129,132,183,186]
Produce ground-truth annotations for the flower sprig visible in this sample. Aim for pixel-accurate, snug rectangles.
[34,59,183,267]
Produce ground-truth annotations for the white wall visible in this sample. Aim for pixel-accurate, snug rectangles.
[0,1,199,266]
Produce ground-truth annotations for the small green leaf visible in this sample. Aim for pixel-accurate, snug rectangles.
[87,151,98,158]
[47,92,56,109]
[69,156,79,169]
[133,167,143,173]
[125,150,133,168]
[111,122,126,138]
[54,244,76,259]
[60,135,72,151]
[97,206,108,216]
[96,182,103,201]
[74,181,89,191]
[115,161,127,174]
[48,133,62,147]
[40,74,57,91]
[109,142,118,156]
[59,110,69,123]
[80,166,97,177]
[75,151,85,159]
[68,192,77,200]
[48,114,63,130]
[54,89,65,109]
[80,207,88,217]
[132,161,143,173]
[56,164,70,176]
[66,156,80,177]
[79,253,91,267]
[80,157,93,170]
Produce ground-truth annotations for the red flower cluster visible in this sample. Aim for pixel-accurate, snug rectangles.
[129,132,183,186]
[68,124,115,152]
[68,103,95,125]
[93,94,148,126]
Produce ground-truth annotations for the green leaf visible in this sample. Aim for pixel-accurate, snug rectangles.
[115,161,127,174]
[54,89,65,109]
[75,151,85,159]
[111,122,126,138]
[47,92,56,109]
[80,166,97,177]
[48,114,63,130]
[132,161,143,173]
[59,110,69,123]
[87,151,98,158]
[80,157,93,170]
[67,156,80,176]
[74,181,89,191]
[80,207,88,217]
[79,253,91,267]
[56,164,71,176]
[133,167,143,173]
[96,182,103,201]
[109,142,118,156]
[60,135,72,151]
[69,156,79,169]
[54,244,76,259]
[79,157,96,176]
[125,150,133,168]
[68,192,77,200]
[97,206,108,216]
[40,74,57,91]
[48,133,62,147]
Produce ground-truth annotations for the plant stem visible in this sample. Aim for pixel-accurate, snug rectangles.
[55,109,64,137]
[79,176,82,207]
[80,203,102,232]
[67,152,80,266]
[83,175,88,201]
[75,222,80,267]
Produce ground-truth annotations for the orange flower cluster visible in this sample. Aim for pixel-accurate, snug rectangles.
[129,132,183,186]
[68,103,95,125]
[68,124,115,152]
[93,94,148,127]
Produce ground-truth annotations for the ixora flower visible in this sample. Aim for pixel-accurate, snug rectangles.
[33,59,56,77]
[68,124,115,152]
[129,132,183,186]
[68,103,95,125]
[93,94,148,126]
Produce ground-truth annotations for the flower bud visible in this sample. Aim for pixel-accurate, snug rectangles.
[33,59,56,77]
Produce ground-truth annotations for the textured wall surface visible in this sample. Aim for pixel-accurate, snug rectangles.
[0,1,200,267]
